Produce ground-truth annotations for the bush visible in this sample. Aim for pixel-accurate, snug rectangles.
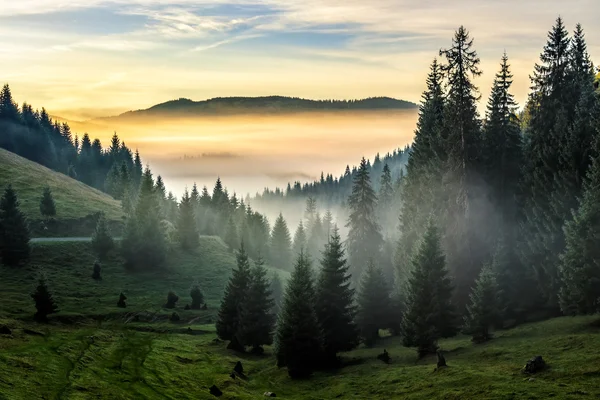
[190,284,204,310]
[92,261,102,280]
[165,291,179,309]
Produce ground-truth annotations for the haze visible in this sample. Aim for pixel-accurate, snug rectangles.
[67,110,418,197]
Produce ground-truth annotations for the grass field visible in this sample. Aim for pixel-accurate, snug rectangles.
[1,226,599,399]
[0,315,599,399]
[0,148,123,222]
[0,237,289,321]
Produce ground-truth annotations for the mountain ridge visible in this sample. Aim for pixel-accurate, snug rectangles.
[94,95,418,121]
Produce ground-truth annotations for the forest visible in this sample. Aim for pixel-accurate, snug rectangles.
[0,16,600,398]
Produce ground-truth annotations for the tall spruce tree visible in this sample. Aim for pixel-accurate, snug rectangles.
[356,261,391,346]
[292,221,307,257]
[0,185,30,266]
[176,188,199,250]
[39,186,56,219]
[91,213,114,261]
[275,251,321,378]
[270,272,284,314]
[269,213,293,270]
[315,227,359,364]
[403,222,457,357]
[559,144,600,315]
[121,167,167,270]
[463,263,501,342]
[239,256,276,353]
[520,18,597,311]
[224,216,239,251]
[483,53,523,242]
[216,243,251,347]
[396,59,446,288]
[439,26,485,307]
[346,157,382,280]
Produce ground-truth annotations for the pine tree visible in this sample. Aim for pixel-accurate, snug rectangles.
[0,84,20,122]
[239,256,276,353]
[269,213,293,270]
[31,274,59,321]
[356,261,391,346]
[559,145,600,315]
[463,264,501,342]
[91,213,114,261]
[39,186,56,219]
[270,272,284,314]
[307,212,325,263]
[225,216,239,251]
[397,59,446,287]
[292,221,307,257]
[121,167,167,270]
[190,284,205,310]
[403,222,457,357]
[216,243,251,346]
[520,18,596,311]
[304,197,317,232]
[483,53,523,245]
[439,26,485,307]
[322,210,334,239]
[346,157,382,280]
[0,185,30,266]
[315,227,359,363]
[176,189,199,250]
[275,251,321,378]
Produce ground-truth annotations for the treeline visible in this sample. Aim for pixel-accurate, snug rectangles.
[212,19,600,379]
[0,85,142,195]
[397,18,600,321]
[253,148,408,209]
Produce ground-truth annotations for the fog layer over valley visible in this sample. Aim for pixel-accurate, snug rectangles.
[66,110,418,198]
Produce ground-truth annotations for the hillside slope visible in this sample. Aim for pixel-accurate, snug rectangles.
[0,237,289,320]
[0,148,123,223]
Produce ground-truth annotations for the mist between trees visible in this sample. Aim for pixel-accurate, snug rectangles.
[1,16,599,379]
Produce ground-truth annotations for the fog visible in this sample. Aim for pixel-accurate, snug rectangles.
[68,110,418,199]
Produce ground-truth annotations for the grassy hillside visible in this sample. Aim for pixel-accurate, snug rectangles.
[0,315,598,399]
[0,237,289,321]
[0,148,123,223]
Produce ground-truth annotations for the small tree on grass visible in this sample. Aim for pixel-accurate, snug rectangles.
[275,251,322,378]
[239,256,275,353]
[117,292,127,308]
[39,186,56,219]
[0,184,30,266]
[190,284,204,310]
[31,274,58,322]
[402,221,457,357]
[216,242,251,349]
[92,260,102,280]
[357,261,391,346]
[91,213,114,261]
[315,227,359,364]
[463,264,501,342]
[165,291,179,309]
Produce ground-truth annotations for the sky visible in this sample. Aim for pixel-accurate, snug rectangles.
[1,0,598,120]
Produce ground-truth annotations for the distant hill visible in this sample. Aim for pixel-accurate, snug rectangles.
[99,96,418,120]
[0,148,124,235]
